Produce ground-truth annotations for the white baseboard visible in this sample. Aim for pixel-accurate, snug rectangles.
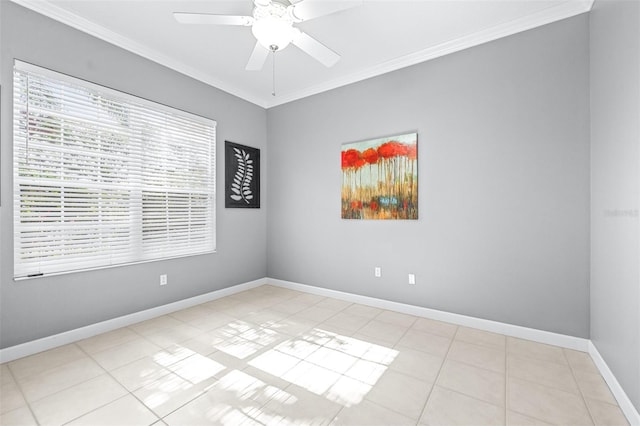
[268,278,589,352]
[589,342,640,426]
[0,278,267,363]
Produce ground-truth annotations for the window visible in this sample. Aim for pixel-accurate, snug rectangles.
[13,61,216,279]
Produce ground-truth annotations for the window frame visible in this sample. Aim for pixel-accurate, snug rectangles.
[12,60,217,280]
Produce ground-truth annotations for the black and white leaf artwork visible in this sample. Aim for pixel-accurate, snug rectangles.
[225,141,260,208]
[230,147,254,204]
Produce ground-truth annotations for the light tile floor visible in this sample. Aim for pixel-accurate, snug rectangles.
[0,285,630,426]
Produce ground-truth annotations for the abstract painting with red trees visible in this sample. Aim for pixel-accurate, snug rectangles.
[341,133,418,220]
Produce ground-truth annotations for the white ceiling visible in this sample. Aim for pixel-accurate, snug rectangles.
[13,0,593,108]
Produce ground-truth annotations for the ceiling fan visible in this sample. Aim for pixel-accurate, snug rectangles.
[174,0,362,71]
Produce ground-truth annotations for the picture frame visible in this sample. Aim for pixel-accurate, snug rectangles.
[225,141,260,208]
[341,132,418,220]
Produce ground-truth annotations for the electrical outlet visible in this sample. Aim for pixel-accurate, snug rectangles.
[160,274,168,286]
[408,273,416,285]
[374,267,381,278]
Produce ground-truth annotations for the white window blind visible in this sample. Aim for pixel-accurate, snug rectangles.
[13,61,216,279]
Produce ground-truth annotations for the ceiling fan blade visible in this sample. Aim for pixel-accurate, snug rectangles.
[291,30,340,67]
[246,42,270,71]
[173,12,253,26]
[288,0,362,22]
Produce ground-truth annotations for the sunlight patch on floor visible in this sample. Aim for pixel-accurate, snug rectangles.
[249,327,398,408]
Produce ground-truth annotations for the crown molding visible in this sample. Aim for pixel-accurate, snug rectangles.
[9,0,270,108]
[10,0,593,109]
[265,0,594,108]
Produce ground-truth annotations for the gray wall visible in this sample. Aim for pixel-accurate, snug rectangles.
[0,2,268,349]
[267,15,591,338]
[0,2,600,352]
[590,0,640,412]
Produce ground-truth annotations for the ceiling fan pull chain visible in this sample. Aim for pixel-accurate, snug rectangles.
[272,47,276,97]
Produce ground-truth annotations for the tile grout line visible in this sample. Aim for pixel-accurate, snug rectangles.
[271,300,410,424]
[157,380,219,424]
[156,326,286,424]
[306,299,358,425]
[508,365,600,396]
[4,360,41,425]
[564,348,599,426]
[505,347,597,425]
[327,309,419,425]
[19,342,122,426]
[76,308,276,425]
[505,336,509,425]
[445,337,506,375]
[123,329,248,423]
[72,342,162,426]
[242,296,354,425]
[156,292,340,424]
[9,343,112,425]
[414,324,460,425]
[422,330,509,423]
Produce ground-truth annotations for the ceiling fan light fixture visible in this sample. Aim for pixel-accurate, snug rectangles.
[251,16,294,51]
